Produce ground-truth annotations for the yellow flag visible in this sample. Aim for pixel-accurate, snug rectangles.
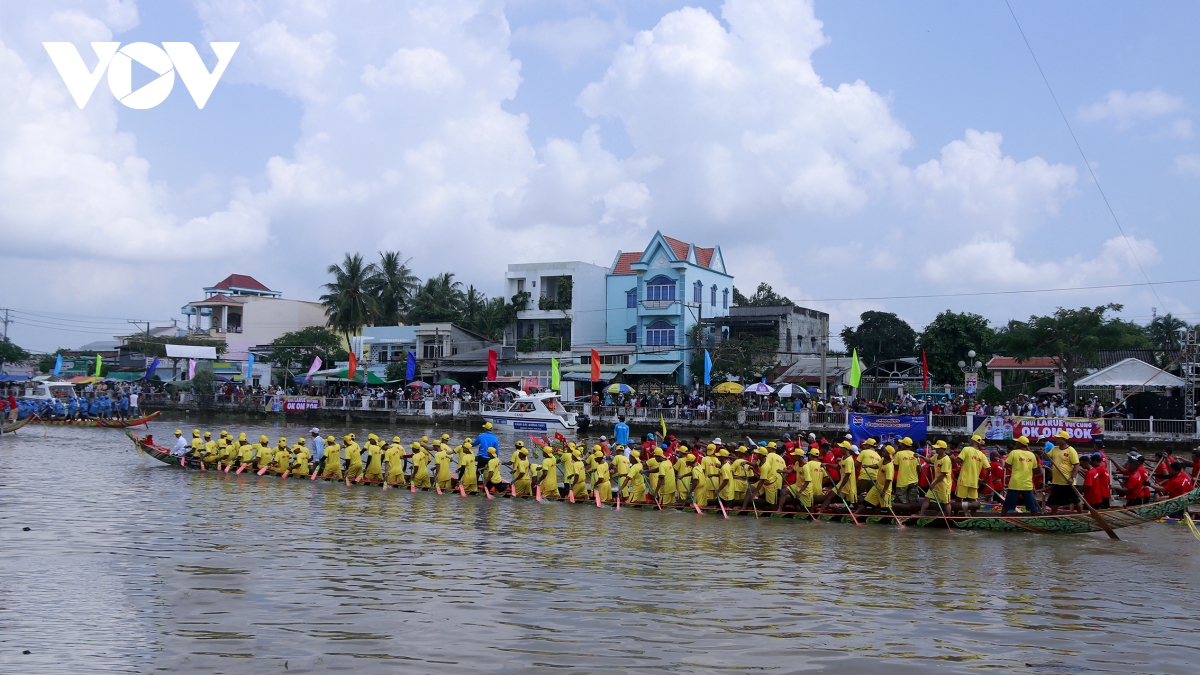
[849,348,861,389]
[660,414,667,440]
[95,354,103,377]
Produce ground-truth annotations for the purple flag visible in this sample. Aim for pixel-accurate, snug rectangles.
[305,356,322,382]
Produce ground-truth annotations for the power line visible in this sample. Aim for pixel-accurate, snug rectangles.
[1003,0,1165,311]
[801,278,1197,303]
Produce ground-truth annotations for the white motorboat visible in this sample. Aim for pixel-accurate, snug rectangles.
[482,391,577,432]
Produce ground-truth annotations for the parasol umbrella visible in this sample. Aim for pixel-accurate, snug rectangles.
[605,383,635,394]
[408,381,432,389]
[775,383,807,398]
[435,378,459,386]
[711,381,744,394]
[743,381,774,395]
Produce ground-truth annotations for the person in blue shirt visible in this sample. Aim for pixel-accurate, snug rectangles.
[476,422,500,467]
[613,416,630,447]
[100,395,112,418]
[67,397,79,418]
[88,397,100,417]
[309,428,326,473]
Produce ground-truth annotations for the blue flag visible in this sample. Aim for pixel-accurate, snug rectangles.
[246,353,255,385]
[52,354,62,376]
[405,351,416,380]
[703,349,712,386]
[144,358,159,381]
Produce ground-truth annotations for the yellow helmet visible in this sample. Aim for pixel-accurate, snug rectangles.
[192,429,200,437]
[326,435,335,443]
[203,431,211,438]
[260,435,269,444]
[392,436,401,443]
[238,432,247,441]
[174,429,182,435]
[298,438,305,445]
[483,422,493,430]
[278,437,287,444]
[441,433,450,440]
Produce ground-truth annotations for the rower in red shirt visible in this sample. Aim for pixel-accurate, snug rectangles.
[1080,456,1106,509]
[820,442,840,484]
[986,451,1007,502]
[1119,456,1152,505]
[1152,462,1194,499]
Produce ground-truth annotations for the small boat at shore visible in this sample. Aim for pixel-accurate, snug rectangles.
[36,411,160,429]
[481,390,577,432]
[125,431,1199,535]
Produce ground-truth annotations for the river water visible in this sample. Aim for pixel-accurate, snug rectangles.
[1,417,1198,674]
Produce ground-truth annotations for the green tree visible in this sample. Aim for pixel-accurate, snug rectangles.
[1148,313,1188,366]
[463,296,516,343]
[996,304,1150,394]
[406,272,466,324]
[367,250,419,325]
[37,348,68,374]
[732,286,749,306]
[321,253,379,341]
[742,282,793,307]
[690,325,778,383]
[0,338,30,370]
[917,310,997,385]
[263,326,348,375]
[385,360,408,382]
[840,311,917,363]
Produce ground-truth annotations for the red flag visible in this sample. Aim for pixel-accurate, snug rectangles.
[348,350,358,382]
[487,349,497,381]
[921,350,929,390]
[590,349,601,382]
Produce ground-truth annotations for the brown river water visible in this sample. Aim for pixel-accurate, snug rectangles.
[1,417,1199,674]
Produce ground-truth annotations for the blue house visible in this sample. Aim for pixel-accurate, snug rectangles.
[606,232,733,386]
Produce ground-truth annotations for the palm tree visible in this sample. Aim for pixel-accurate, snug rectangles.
[406,272,466,324]
[1149,313,1188,367]
[368,250,419,325]
[462,285,487,327]
[320,253,379,341]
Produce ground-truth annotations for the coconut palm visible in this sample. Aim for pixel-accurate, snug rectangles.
[406,272,466,324]
[368,250,419,325]
[320,253,379,341]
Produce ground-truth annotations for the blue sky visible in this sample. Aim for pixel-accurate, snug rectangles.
[2,0,1198,352]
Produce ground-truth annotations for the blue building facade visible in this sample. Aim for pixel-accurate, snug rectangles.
[606,232,733,386]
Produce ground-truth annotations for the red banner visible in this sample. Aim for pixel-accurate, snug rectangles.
[591,349,601,382]
[974,416,1103,442]
[348,350,358,381]
[487,349,497,381]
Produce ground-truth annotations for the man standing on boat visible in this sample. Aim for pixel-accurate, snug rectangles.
[1001,436,1040,516]
[310,428,326,474]
[614,416,630,448]
[476,422,499,476]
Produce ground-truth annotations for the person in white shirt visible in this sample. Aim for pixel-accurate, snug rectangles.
[169,429,188,457]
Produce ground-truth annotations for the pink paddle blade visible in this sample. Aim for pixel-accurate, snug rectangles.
[356,475,363,483]
[282,471,289,479]
[410,484,416,493]
[225,464,233,473]
[511,483,517,497]
[235,464,246,474]
[693,501,703,514]
[311,470,318,480]
[718,500,728,519]
[200,462,206,471]
[535,485,542,502]
[257,466,269,476]
[483,484,493,500]
[436,485,443,495]
[568,490,576,504]
[382,480,388,491]
[459,483,467,497]
[595,490,603,508]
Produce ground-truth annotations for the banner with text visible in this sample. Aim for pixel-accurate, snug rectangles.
[849,414,928,445]
[266,396,323,413]
[973,416,1103,443]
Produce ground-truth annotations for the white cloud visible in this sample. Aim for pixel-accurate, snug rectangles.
[1175,154,1200,176]
[1170,118,1193,139]
[512,15,632,69]
[362,47,464,92]
[1078,88,1185,128]
[921,236,1160,288]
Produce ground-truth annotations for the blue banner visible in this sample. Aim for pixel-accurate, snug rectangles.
[848,414,927,445]
[703,350,712,385]
[405,351,416,380]
[144,358,159,381]
[53,354,62,376]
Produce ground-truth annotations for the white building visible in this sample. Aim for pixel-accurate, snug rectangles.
[504,261,608,353]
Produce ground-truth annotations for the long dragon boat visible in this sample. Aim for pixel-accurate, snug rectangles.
[36,411,160,429]
[125,430,1200,535]
[2,417,33,433]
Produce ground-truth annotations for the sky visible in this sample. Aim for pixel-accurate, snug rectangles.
[1,0,1198,353]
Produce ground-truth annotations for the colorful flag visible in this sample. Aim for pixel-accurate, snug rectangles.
[94,354,102,376]
[144,358,159,381]
[921,350,929,390]
[348,350,358,381]
[590,349,601,382]
[660,414,667,440]
[405,351,417,380]
[246,353,255,385]
[188,359,196,380]
[487,349,497,381]
[849,348,862,389]
[306,356,323,382]
[703,349,712,385]
[52,354,62,376]
[550,357,560,391]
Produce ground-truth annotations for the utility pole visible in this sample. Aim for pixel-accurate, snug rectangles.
[2,308,10,343]
[819,314,828,395]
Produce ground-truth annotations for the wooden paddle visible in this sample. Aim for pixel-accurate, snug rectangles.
[820,464,860,525]
[640,471,662,510]
[924,457,956,534]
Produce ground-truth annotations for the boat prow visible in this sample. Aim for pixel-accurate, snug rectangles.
[36,411,160,429]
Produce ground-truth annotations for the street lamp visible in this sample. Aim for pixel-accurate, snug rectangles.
[958,350,983,398]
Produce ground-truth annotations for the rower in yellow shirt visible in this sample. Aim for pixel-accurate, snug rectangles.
[484,448,504,492]
[689,459,707,506]
[858,439,881,486]
[561,445,578,491]
[656,451,677,504]
[892,439,921,512]
[860,451,895,514]
[292,438,312,476]
[364,437,385,482]
[1001,436,1041,516]
[731,447,750,502]
[569,451,587,499]
[627,450,647,503]
[410,442,431,488]
[510,444,532,496]
[821,445,859,513]
[456,440,477,492]
[433,443,453,490]
[253,435,274,472]
[1046,430,1082,515]
[954,436,988,516]
[717,449,736,503]
[321,436,343,479]
[673,449,692,499]
[593,456,612,502]
[758,444,786,507]
[202,432,219,463]
[384,437,407,486]
[612,448,631,499]
[271,438,292,475]
[538,448,559,498]
[920,441,953,516]
[648,449,665,495]
[343,434,363,481]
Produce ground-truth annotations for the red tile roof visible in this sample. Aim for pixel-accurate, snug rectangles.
[986,356,1059,370]
[191,293,245,305]
[612,251,642,275]
[663,236,690,260]
[211,274,272,292]
[695,246,714,268]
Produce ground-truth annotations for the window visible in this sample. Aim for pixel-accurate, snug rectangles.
[626,289,637,308]
[516,279,524,293]
[710,285,717,306]
[722,288,729,309]
[693,281,703,303]
[646,275,676,302]
[646,321,676,346]
[626,327,637,344]
[583,353,631,365]
[422,344,443,359]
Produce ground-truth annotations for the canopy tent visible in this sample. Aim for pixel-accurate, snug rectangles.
[1074,358,1185,387]
[311,368,393,385]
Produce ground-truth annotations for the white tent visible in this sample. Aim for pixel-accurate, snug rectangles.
[1074,358,1185,387]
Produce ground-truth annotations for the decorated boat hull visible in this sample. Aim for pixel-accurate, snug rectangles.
[2,417,33,433]
[36,411,160,428]
[125,431,1198,534]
